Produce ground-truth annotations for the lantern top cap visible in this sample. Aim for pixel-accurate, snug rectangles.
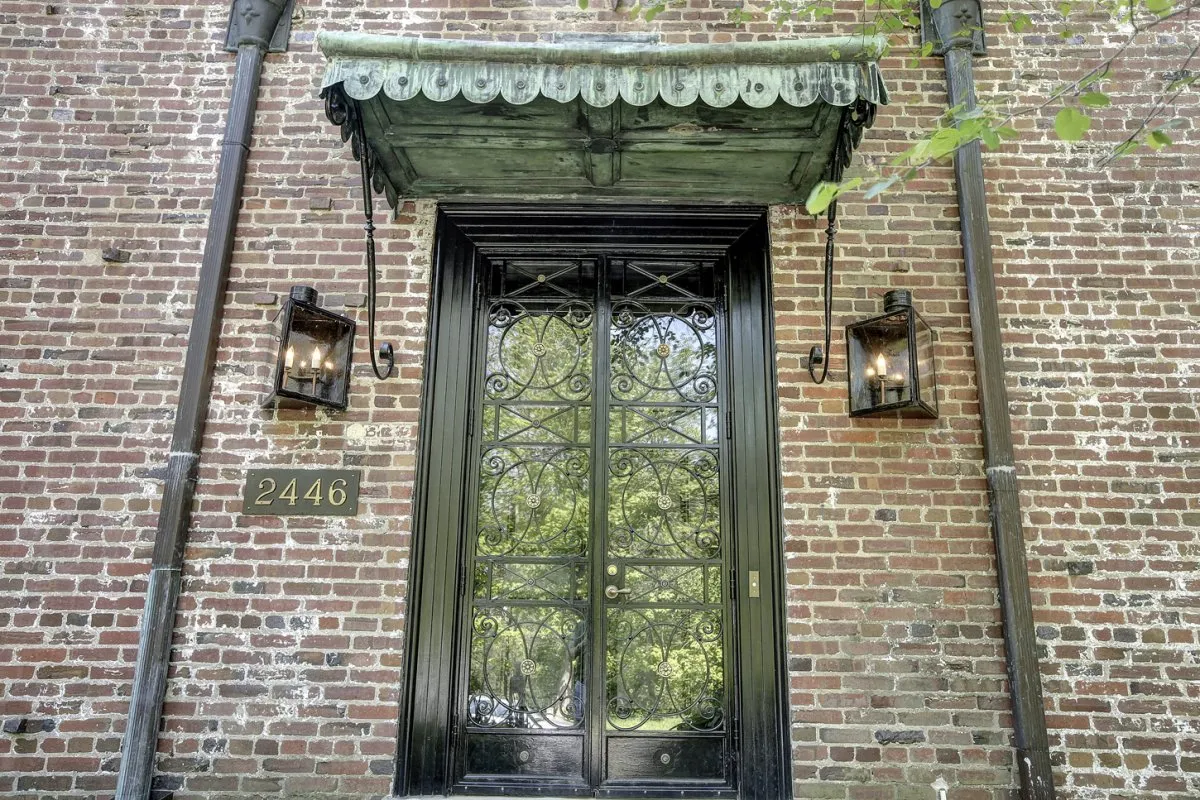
[290,285,319,305]
[883,289,912,313]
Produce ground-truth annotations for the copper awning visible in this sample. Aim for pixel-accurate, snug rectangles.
[318,33,888,206]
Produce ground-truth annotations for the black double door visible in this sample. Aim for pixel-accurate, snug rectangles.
[454,254,735,795]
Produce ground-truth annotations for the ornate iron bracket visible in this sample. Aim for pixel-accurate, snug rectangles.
[808,98,876,384]
[224,0,295,53]
[919,0,986,56]
[323,86,401,209]
[324,86,395,381]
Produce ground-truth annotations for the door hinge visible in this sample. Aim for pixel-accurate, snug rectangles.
[725,411,732,439]
[473,264,487,313]
[728,568,737,601]
[448,713,462,764]
[456,563,469,597]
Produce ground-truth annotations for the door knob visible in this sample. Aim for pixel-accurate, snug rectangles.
[604,585,631,600]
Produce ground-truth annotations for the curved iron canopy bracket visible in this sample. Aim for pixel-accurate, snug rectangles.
[325,86,395,381]
[808,98,875,384]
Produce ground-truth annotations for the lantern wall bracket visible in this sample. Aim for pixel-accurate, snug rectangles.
[808,98,874,384]
[351,102,395,381]
[806,201,837,384]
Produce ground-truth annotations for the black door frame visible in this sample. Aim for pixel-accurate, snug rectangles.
[395,205,790,800]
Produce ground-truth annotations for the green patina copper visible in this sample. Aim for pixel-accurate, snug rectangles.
[318,33,889,204]
[319,31,888,65]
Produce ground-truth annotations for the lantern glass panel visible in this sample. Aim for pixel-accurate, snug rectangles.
[847,311,912,413]
[914,313,937,411]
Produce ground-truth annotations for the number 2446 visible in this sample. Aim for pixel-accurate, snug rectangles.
[254,477,349,507]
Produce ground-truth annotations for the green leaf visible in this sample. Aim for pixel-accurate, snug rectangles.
[1110,140,1139,160]
[1167,74,1196,92]
[1146,0,1173,14]
[980,126,1001,150]
[929,128,961,159]
[1148,130,1173,150]
[929,0,943,7]
[1054,107,1091,142]
[829,48,841,60]
[578,0,588,8]
[1079,91,1110,107]
[644,3,662,21]
[864,174,900,200]
[1078,66,1111,89]
[804,181,840,216]
[997,126,1020,140]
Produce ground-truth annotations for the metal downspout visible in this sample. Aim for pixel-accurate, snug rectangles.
[942,37,1058,800]
[115,3,287,797]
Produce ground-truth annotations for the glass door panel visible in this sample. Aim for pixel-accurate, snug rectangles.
[602,260,728,786]
[463,260,595,784]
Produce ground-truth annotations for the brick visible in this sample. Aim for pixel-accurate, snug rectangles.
[1,2,1197,799]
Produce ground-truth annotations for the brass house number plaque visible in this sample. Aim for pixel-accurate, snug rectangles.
[243,469,361,516]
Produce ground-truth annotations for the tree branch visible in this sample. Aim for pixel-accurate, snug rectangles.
[1096,36,1200,165]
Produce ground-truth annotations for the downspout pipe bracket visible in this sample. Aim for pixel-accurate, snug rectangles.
[225,0,295,53]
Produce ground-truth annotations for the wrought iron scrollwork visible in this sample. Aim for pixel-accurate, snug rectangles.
[468,259,594,733]
[605,258,727,735]
[606,608,724,732]
[321,85,400,209]
[462,256,728,768]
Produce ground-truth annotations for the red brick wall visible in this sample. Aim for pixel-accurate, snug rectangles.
[0,1,1196,799]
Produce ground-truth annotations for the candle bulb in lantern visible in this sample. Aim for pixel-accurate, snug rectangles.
[285,346,294,372]
[309,347,321,394]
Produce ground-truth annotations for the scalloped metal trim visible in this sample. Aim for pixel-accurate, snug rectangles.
[322,57,888,109]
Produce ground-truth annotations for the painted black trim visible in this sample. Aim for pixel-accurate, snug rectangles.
[725,218,791,800]
[396,213,482,796]
[397,206,789,800]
